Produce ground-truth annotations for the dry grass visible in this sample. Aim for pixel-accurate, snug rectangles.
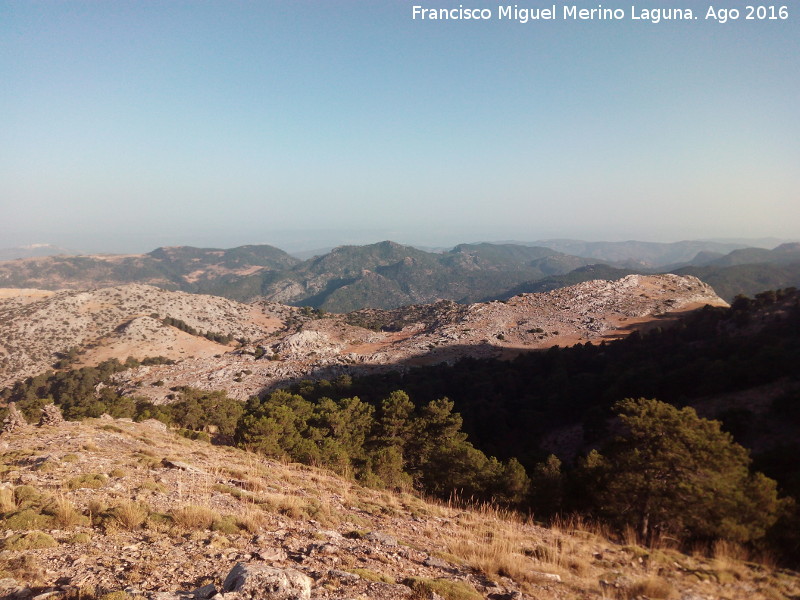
[444,505,546,584]
[171,504,218,530]
[713,539,749,564]
[0,485,17,512]
[49,496,87,529]
[86,498,108,525]
[258,492,308,519]
[112,500,149,530]
[625,576,676,599]
[236,508,267,533]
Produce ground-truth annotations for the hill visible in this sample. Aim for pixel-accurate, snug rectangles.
[706,243,800,267]
[0,245,299,295]
[0,275,726,396]
[530,239,752,268]
[255,241,598,311]
[497,264,639,298]
[2,239,797,310]
[0,242,601,311]
[674,262,800,300]
[0,244,77,261]
[0,415,796,599]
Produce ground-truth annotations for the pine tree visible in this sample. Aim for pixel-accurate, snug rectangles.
[589,398,779,543]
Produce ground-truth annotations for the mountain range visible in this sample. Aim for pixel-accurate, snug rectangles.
[0,239,798,310]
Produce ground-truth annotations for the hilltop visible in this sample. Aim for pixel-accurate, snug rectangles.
[1,416,796,599]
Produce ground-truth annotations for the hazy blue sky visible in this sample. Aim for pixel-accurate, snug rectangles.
[2,1,798,252]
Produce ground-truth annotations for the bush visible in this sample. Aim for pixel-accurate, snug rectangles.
[2,531,58,550]
[68,473,108,490]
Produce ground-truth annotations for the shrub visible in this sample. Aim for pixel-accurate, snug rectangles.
[2,531,58,550]
[349,568,395,583]
[68,473,108,490]
[211,515,240,535]
[13,485,41,506]
[4,508,53,530]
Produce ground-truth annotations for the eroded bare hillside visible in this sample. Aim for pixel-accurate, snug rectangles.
[0,285,296,388]
[0,276,726,400]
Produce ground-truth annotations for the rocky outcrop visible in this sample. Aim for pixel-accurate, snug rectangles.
[2,402,28,433]
[38,403,65,427]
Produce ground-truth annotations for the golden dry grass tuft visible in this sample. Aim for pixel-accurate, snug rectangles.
[171,504,219,530]
[0,485,17,512]
[625,576,676,599]
[112,500,150,531]
[236,508,267,533]
[48,496,87,529]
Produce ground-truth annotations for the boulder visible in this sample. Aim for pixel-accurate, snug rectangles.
[222,563,312,600]
[38,404,64,427]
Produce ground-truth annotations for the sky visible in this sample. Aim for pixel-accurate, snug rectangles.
[2,1,799,253]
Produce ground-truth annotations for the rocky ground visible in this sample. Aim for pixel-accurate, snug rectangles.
[1,415,796,600]
[0,275,727,403]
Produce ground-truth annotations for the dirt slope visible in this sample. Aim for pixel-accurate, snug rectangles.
[0,417,794,599]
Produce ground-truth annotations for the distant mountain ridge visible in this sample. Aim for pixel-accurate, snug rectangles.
[0,239,798,308]
[0,244,299,294]
[255,241,597,311]
[0,241,598,310]
[0,243,77,261]
[530,239,755,267]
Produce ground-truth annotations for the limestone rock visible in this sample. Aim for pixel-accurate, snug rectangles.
[423,555,451,570]
[222,563,312,600]
[531,571,561,583]
[2,403,28,434]
[254,547,288,562]
[364,531,397,547]
[38,403,64,427]
[162,458,206,473]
